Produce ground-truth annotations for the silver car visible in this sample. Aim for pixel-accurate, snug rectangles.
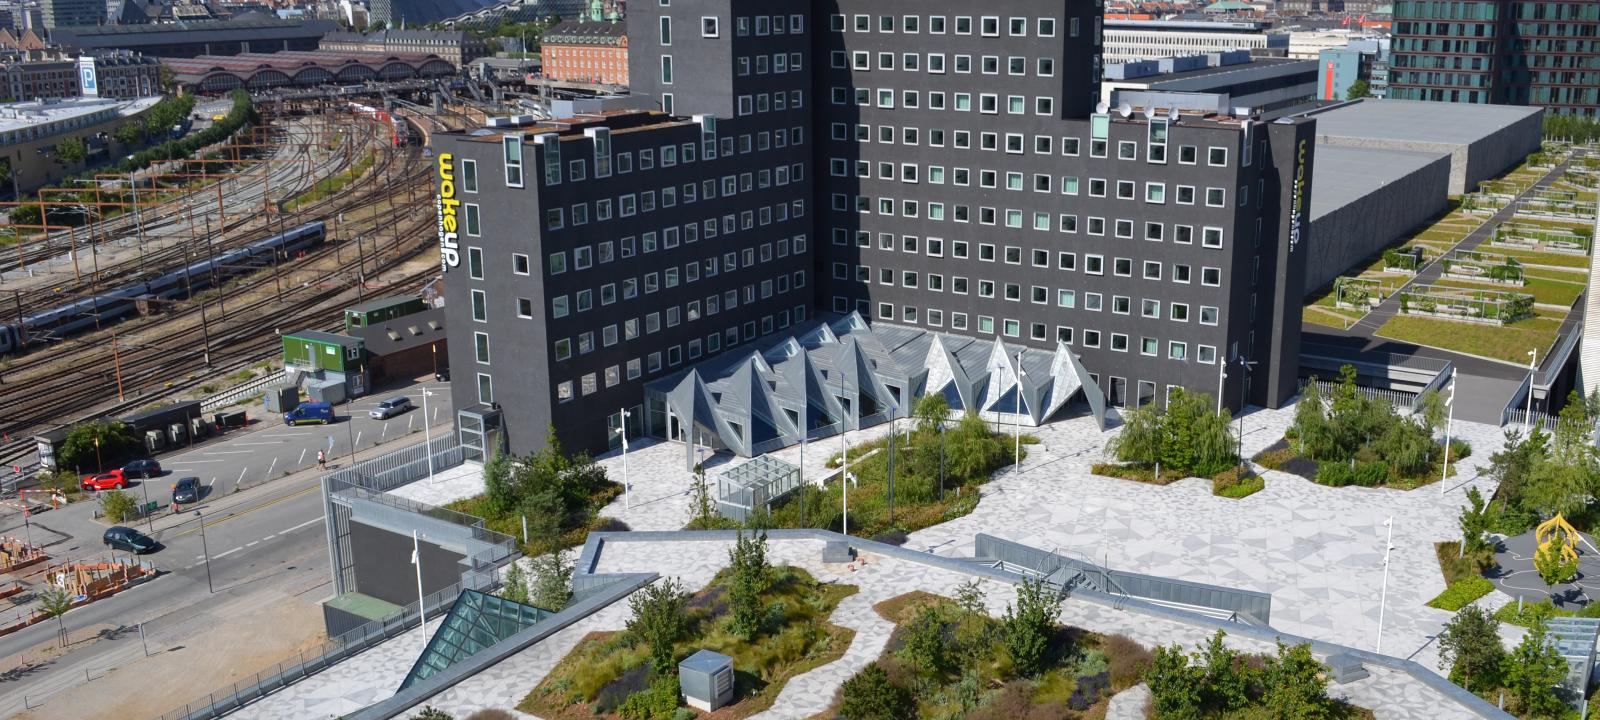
[369,397,413,419]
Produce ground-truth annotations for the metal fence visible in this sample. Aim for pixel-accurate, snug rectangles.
[1503,408,1560,432]
[154,565,501,720]
[325,435,462,494]
[1296,378,1418,410]
[199,370,287,412]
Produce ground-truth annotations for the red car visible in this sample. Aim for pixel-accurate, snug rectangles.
[81,469,128,491]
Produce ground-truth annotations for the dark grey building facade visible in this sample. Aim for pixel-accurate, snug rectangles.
[436,0,1314,458]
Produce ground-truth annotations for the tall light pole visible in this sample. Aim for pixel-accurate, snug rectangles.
[195,510,213,594]
[1525,348,1538,432]
[1216,360,1227,415]
[1441,372,1455,496]
[839,365,849,536]
[411,529,429,654]
[1234,356,1257,468]
[1376,516,1394,654]
[1014,349,1028,472]
[615,407,630,510]
[422,387,435,482]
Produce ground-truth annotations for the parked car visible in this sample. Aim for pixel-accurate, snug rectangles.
[122,459,162,479]
[171,477,202,505]
[81,469,128,491]
[435,367,451,382]
[103,526,156,554]
[284,402,334,426]
[369,397,413,419]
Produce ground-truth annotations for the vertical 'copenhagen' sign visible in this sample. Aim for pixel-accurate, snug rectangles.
[1287,138,1307,254]
[436,153,460,273]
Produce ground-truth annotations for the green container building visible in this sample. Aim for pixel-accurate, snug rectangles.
[344,296,428,334]
[283,330,366,373]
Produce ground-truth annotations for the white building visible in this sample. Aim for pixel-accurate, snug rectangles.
[1104,19,1289,63]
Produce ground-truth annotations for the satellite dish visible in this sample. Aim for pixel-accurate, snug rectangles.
[1117,102,1133,118]
[1095,101,1109,114]
[1142,106,1156,119]
[1168,107,1180,121]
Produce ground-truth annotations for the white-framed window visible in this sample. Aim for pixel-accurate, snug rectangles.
[701,16,719,37]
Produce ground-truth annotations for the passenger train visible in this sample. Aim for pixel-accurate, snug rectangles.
[0,221,325,355]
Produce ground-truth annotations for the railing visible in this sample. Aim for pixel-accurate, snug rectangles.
[154,565,502,720]
[199,370,287,412]
[1297,378,1418,410]
[326,435,462,493]
[1504,408,1559,433]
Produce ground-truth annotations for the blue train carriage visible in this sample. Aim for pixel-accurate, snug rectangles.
[343,295,427,334]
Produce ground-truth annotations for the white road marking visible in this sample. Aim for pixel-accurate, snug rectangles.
[215,546,243,559]
[262,534,276,541]
[283,516,324,533]
[298,448,307,466]
[245,541,259,548]
[230,442,290,447]
[202,450,253,455]
[167,459,228,464]
[265,458,277,479]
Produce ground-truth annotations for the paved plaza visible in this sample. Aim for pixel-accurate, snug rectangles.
[235,398,1521,718]
[237,535,1483,719]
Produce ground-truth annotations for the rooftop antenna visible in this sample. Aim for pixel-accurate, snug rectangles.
[1117,102,1133,118]
[1095,101,1109,114]
[1142,105,1156,119]
[1167,107,1180,121]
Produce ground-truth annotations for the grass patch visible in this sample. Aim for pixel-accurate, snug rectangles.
[1433,275,1584,307]
[1436,541,1498,585]
[1090,462,1174,485]
[1427,576,1495,611]
[519,566,856,720]
[1375,313,1561,363]
[1213,467,1264,499]
[283,148,377,211]
[746,414,1025,540]
[448,491,624,556]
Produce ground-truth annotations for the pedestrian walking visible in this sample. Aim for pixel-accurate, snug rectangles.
[317,450,326,471]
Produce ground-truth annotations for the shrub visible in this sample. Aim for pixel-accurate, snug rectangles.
[627,578,688,675]
[464,711,517,720]
[1002,577,1063,678]
[1436,541,1497,585]
[617,675,680,720]
[1253,446,1297,470]
[1103,634,1153,690]
[411,707,453,720]
[1212,467,1263,499]
[99,489,139,522]
[1426,576,1495,611]
[837,662,911,720]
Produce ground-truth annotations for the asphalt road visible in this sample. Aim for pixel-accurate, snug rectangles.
[0,378,456,716]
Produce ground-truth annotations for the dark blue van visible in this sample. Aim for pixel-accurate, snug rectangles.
[284,402,334,426]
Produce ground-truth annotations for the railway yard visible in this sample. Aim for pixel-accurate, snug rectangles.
[0,104,440,477]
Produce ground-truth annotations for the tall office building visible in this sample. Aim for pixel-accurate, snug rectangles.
[40,0,105,28]
[435,0,1315,458]
[1389,0,1599,117]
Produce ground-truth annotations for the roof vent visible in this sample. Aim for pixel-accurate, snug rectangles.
[387,330,401,341]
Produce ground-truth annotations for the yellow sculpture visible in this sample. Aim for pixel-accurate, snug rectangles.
[1536,513,1581,566]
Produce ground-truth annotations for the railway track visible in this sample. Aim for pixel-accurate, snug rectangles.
[0,136,434,471]
[2,114,377,319]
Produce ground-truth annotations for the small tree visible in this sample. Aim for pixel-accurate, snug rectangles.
[99,489,138,523]
[837,662,911,720]
[899,603,950,678]
[726,529,771,640]
[1501,620,1569,718]
[1345,79,1371,101]
[1145,643,1203,720]
[1197,630,1248,712]
[1459,486,1493,553]
[482,447,515,517]
[55,137,86,165]
[59,420,139,471]
[1438,605,1505,692]
[37,584,73,648]
[686,463,718,529]
[954,578,986,616]
[500,559,531,605]
[627,578,688,675]
[528,551,574,611]
[1261,641,1333,720]
[1535,539,1579,585]
[1109,401,1163,466]
[411,707,453,720]
[1001,577,1061,677]
[912,393,950,433]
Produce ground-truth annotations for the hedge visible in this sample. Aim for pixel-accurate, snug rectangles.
[1426,576,1495,611]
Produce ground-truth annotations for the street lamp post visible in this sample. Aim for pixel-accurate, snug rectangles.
[1376,516,1394,654]
[1441,373,1455,495]
[615,407,630,510]
[839,366,849,536]
[1015,350,1028,473]
[1525,348,1538,432]
[1234,356,1257,468]
[411,529,429,654]
[1216,361,1227,415]
[422,387,435,483]
[195,510,213,594]
[93,435,101,471]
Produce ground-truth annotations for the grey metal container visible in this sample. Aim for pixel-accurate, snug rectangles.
[263,385,299,413]
[679,649,733,712]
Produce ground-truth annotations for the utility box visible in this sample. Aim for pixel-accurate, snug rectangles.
[264,386,299,413]
[144,430,166,453]
[215,410,247,429]
[308,378,347,405]
[189,417,209,440]
[167,422,187,446]
[679,650,733,712]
